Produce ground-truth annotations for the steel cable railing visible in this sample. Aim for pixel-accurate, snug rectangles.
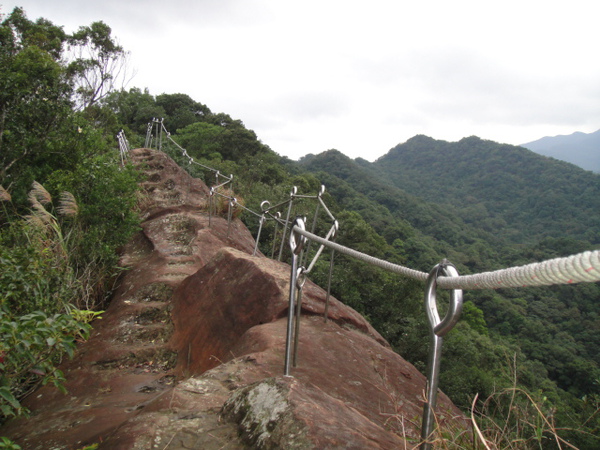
[142,120,337,258]
[291,226,600,289]
[286,222,599,449]
[128,121,600,448]
[117,129,130,166]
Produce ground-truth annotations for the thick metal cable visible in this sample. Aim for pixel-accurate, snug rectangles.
[141,122,329,234]
[143,121,600,291]
[212,191,263,219]
[156,121,233,184]
[292,226,600,290]
[293,226,429,281]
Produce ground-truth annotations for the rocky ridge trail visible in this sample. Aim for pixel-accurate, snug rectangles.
[1,148,466,449]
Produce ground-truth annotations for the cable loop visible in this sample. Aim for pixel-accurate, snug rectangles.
[425,261,463,337]
[289,217,307,256]
[331,220,339,240]
[260,200,271,213]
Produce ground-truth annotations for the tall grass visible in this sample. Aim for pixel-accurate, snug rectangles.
[0,182,110,422]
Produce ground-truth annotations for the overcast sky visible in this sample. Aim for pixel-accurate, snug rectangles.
[3,0,599,160]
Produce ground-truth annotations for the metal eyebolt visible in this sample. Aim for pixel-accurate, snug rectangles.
[421,260,463,449]
[331,220,339,240]
[260,200,271,213]
[319,184,326,197]
[425,261,463,337]
[289,217,307,256]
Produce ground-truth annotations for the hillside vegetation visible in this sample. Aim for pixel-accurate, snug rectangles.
[298,141,600,448]
[373,135,600,245]
[1,7,599,448]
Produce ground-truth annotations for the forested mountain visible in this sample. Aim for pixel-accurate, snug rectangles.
[298,139,600,447]
[372,135,600,245]
[522,129,600,173]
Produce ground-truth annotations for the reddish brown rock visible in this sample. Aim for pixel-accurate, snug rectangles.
[169,246,386,377]
[0,148,468,449]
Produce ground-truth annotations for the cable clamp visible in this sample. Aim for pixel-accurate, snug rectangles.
[296,267,307,289]
[425,260,463,337]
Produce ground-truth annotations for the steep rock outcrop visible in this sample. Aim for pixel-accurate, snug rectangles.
[1,148,466,449]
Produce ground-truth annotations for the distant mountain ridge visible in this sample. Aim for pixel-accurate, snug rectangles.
[301,135,600,250]
[521,129,600,173]
[372,135,600,245]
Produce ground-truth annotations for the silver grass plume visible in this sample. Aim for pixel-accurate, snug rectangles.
[25,213,48,229]
[57,191,78,217]
[27,181,54,225]
[0,185,11,202]
[25,182,68,259]
[30,181,52,204]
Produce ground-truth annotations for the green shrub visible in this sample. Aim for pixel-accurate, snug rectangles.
[0,436,21,449]
[0,308,91,421]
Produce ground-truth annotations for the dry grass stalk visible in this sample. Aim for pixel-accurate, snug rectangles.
[30,181,52,204]
[24,213,47,230]
[26,202,54,226]
[135,189,154,215]
[27,181,55,224]
[470,387,582,450]
[471,393,492,449]
[213,188,245,218]
[57,191,78,217]
[0,185,11,202]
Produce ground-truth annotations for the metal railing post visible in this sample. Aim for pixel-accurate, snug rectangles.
[158,118,163,151]
[278,187,297,261]
[284,217,307,376]
[271,212,281,259]
[253,215,265,256]
[293,268,306,367]
[227,198,235,237]
[208,188,214,228]
[324,246,336,322]
[301,185,324,268]
[254,201,271,256]
[145,120,153,148]
[420,261,463,449]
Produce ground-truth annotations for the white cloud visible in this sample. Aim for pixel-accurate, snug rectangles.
[4,0,599,160]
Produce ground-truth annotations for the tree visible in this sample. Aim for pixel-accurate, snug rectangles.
[156,93,210,131]
[0,8,131,206]
[67,21,130,112]
[104,87,166,136]
[175,121,226,159]
[0,8,72,198]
